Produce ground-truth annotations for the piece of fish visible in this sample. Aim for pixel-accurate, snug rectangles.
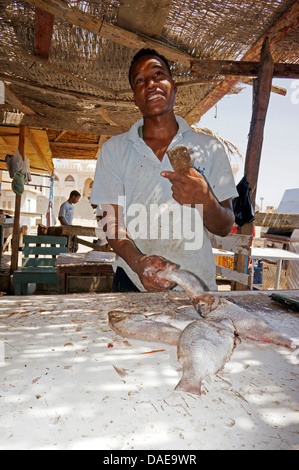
[108,310,182,345]
[159,267,297,349]
[175,318,236,395]
[157,266,209,295]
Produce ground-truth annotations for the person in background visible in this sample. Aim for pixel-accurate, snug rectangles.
[58,190,81,226]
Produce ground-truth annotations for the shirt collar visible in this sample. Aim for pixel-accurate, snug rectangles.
[127,115,193,144]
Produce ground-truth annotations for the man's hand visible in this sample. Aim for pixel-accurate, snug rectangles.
[161,168,209,207]
[161,169,235,237]
[135,255,179,292]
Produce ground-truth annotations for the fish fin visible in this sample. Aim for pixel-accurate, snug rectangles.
[204,375,212,385]
[175,377,202,396]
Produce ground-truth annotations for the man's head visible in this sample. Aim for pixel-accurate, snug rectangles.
[128,48,177,119]
[69,190,81,204]
[128,49,172,89]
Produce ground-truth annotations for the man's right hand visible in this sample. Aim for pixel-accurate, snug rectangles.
[135,254,179,292]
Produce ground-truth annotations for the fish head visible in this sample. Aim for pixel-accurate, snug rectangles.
[192,294,222,317]
[108,310,127,325]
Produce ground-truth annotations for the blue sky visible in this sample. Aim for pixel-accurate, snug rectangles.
[197,78,299,210]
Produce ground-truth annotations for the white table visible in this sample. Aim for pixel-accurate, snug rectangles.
[0,290,298,450]
[212,248,235,257]
[213,246,299,290]
[250,247,299,289]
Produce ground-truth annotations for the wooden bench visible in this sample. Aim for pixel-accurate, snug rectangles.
[13,235,67,295]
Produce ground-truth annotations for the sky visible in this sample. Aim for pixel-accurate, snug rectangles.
[197,78,299,211]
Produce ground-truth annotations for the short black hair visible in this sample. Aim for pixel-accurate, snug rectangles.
[128,48,172,89]
[70,190,81,198]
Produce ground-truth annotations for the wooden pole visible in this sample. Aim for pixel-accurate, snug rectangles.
[233,38,274,290]
[244,38,274,207]
[10,125,26,273]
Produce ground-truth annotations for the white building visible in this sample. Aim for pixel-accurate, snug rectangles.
[0,159,98,232]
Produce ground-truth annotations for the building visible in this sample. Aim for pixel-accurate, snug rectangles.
[0,159,97,232]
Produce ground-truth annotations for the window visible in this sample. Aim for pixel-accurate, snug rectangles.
[65,175,75,182]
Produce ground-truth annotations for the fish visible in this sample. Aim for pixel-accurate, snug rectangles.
[175,318,236,395]
[108,310,182,345]
[159,267,297,349]
[193,294,297,349]
[157,266,209,295]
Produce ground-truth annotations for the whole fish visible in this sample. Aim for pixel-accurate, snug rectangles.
[175,318,236,395]
[160,267,297,349]
[108,310,181,345]
[193,294,297,349]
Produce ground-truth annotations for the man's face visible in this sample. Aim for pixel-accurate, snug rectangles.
[130,55,177,118]
[71,196,80,204]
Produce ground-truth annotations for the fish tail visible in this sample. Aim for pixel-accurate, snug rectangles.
[174,377,202,396]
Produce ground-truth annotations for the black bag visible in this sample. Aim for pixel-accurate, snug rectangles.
[232,175,255,226]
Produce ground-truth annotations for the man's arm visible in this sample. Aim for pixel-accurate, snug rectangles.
[161,169,235,237]
[58,216,68,226]
[101,204,177,291]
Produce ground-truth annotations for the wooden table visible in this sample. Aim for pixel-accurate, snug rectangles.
[55,252,115,294]
[0,289,298,450]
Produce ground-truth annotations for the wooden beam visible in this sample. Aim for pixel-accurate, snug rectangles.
[254,212,299,229]
[243,78,286,96]
[0,111,125,136]
[117,0,171,39]
[20,114,126,136]
[24,0,191,67]
[26,128,53,175]
[245,38,274,207]
[11,125,26,273]
[0,73,136,108]
[98,107,120,127]
[185,1,299,123]
[0,135,9,152]
[53,130,67,142]
[234,39,274,291]
[4,83,36,115]
[49,142,100,148]
[95,135,110,159]
[34,7,54,59]
[190,59,299,79]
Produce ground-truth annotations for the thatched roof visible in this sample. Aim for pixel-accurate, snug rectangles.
[0,0,298,171]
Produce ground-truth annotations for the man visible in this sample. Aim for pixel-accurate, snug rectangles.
[58,190,81,226]
[90,48,237,292]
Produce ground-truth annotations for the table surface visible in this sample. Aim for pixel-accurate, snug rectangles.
[251,247,299,261]
[0,289,298,450]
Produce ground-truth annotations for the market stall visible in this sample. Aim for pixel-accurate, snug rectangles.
[0,289,298,450]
